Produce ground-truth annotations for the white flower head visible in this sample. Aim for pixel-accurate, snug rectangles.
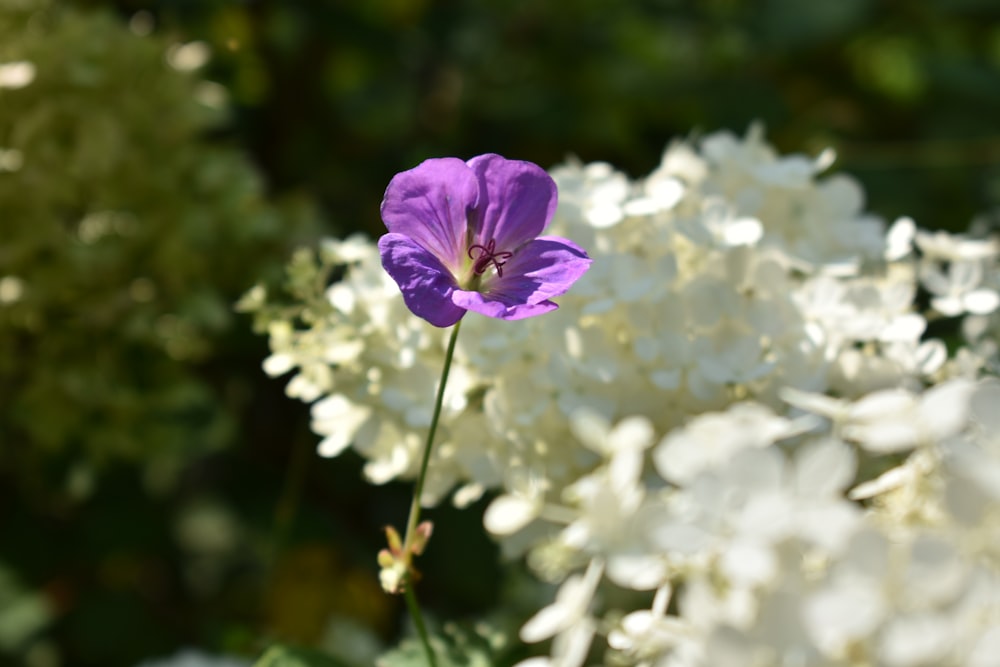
[653,403,806,485]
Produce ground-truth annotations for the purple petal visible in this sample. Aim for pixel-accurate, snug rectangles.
[450,236,591,321]
[380,157,479,271]
[466,154,558,253]
[451,290,560,320]
[378,233,466,327]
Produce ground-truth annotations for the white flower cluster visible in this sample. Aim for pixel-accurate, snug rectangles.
[504,377,1000,667]
[245,125,1000,665]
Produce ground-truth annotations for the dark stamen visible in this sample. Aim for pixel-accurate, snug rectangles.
[468,238,513,278]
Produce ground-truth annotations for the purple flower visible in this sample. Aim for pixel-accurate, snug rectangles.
[378,154,592,327]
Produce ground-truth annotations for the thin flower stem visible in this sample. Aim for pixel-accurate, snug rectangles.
[404,586,438,667]
[402,318,462,556]
[399,318,461,667]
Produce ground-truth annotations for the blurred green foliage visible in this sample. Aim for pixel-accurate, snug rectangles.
[91,0,1000,232]
[3,0,1000,665]
[0,0,320,487]
[253,644,349,667]
[0,2,348,665]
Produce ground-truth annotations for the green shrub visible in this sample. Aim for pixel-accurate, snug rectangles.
[0,0,319,495]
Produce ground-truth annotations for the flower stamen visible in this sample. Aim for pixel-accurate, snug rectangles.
[468,238,513,278]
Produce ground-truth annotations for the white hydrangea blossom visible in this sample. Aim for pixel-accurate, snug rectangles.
[510,381,1000,667]
[246,126,1000,664]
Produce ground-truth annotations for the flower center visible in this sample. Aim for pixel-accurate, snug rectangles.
[468,238,513,278]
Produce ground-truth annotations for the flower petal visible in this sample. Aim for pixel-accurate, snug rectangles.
[378,233,466,327]
[451,237,591,321]
[451,291,559,320]
[467,154,558,252]
[380,157,479,271]
[496,236,592,302]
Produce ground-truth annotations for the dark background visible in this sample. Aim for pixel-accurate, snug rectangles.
[2,0,1000,665]
[84,0,1000,235]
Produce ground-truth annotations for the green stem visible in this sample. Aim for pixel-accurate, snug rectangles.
[404,586,438,667]
[399,318,461,667]
[402,318,462,555]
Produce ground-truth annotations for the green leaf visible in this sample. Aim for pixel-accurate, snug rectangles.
[253,644,352,667]
[0,563,51,652]
[376,621,519,667]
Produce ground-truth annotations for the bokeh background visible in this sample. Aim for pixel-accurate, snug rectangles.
[2,0,1000,665]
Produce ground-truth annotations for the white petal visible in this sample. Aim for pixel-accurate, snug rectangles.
[325,339,364,364]
[569,408,611,455]
[930,295,964,317]
[326,282,356,313]
[849,389,914,422]
[794,438,856,497]
[805,579,886,654]
[484,494,541,535]
[318,432,351,458]
[880,313,926,343]
[844,420,922,453]
[914,340,947,375]
[968,626,1000,667]
[520,561,602,643]
[722,217,763,246]
[878,614,952,667]
[885,217,916,261]
[648,176,685,209]
[848,464,912,500]
[262,353,295,376]
[797,501,860,552]
[964,288,1000,315]
[902,536,966,607]
[781,387,847,419]
[720,540,776,587]
[921,379,974,441]
[550,618,595,667]
[606,554,668,591]
[452,482,484,508]
[648,520,713,554]
[512,659,551,667]
[520,603,572,644]
[608,416,656,453]
[919,262,951,296]
[311,396,371,456]
[949,260,983,291]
